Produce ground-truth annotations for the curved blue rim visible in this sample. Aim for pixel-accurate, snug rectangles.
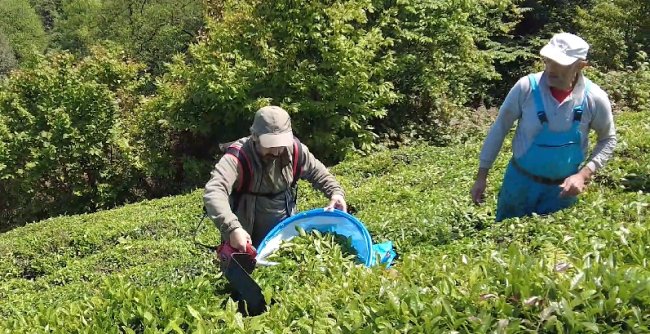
[256,208,373,266]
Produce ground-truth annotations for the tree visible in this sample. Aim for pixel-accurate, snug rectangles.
[139,0,521,190]
[0,0,48,61]
[54,0,205,74]
[576,0,650,70]
[370,0,522,140]
[27,0,63,31]
[0,0,47,61]
[0,31,16,76]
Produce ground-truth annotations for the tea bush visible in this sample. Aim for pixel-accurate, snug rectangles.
[0,110,647,333]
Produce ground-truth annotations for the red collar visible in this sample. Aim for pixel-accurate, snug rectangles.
[550,86,573,103]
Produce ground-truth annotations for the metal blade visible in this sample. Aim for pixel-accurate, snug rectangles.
[224,254,266,316]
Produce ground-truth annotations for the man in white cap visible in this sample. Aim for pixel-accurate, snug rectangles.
[204,105,347,251]
[470,33,617,221]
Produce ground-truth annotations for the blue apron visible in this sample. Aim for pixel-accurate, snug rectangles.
[496,74,590,221]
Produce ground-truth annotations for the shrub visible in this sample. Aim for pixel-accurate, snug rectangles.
[586,54,650,113]
[0,46,148,226]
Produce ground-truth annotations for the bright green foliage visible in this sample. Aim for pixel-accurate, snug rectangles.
[153,0,398,163]
[0,0,48,61]
[254,229,360,303]
[0,110,647,333]
[146,0,519,187]
[0,46,149,225]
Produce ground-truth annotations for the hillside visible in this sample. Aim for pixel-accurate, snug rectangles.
[0,110,648,333]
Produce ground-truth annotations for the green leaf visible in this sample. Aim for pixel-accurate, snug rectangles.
[187,305,202,321]
[143,311,153,322]
[581,322,600,332]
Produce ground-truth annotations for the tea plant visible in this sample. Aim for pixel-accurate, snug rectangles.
[0,110,647,333]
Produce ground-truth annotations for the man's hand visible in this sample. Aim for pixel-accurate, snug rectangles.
[471,179,487,205]
[471,168,489,205]
[229,227,252,252]
[325,194,347,213]
[559,172,590,198]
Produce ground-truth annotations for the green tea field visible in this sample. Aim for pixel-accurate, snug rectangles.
[1,111,648,333]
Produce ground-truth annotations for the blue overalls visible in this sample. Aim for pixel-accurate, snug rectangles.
[496,74,591,221]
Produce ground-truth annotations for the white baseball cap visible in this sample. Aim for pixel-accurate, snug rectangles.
[540,33,589,66]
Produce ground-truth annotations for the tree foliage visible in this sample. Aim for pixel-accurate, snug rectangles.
[0,47,148,225]
[0,0,48,61]
[370,0,522,142]
[143,0,520,187]
[576,0,650,71]
[27,0,63,31]
[0,31,16,76]
[53,0,205,74]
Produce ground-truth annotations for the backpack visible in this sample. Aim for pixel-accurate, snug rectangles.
[221,137,305,211]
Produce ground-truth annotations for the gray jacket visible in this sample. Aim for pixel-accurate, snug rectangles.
[203,136,344,245]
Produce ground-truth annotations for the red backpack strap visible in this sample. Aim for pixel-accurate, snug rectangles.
[224,144,253,193]
[291,137,304,187]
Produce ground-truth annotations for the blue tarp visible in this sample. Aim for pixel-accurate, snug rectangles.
[256,208,396,268]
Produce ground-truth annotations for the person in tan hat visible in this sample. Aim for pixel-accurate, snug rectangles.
[470,33,617,221]
[204,105,347,251]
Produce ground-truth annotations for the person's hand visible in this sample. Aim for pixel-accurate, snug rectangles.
[325,194,347,213]
[229,227,251,252]
[471,168,489,205]
[559,173,588,198]
[471,178,487,205]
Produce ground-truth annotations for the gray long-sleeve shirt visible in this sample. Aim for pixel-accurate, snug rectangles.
[203,137,344,244]
[479,72,617,172]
